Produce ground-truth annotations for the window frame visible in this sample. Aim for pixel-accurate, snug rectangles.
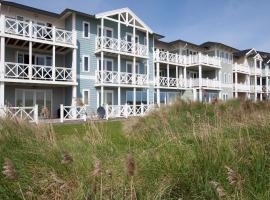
[82,21,90,39]
[82,55,90,72]
[82,89,90,105]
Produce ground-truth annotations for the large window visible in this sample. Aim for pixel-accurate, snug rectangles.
[126,90,147,105]
[83,21,90,38]
[82,90,90,105]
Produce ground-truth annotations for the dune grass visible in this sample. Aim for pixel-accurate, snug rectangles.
[0,100,270,199]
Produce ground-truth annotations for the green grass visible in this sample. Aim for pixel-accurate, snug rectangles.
[0,100,270,199]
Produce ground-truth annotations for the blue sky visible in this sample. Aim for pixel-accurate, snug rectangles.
[11,0,270,51]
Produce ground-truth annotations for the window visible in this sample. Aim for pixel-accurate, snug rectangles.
[224,73,227,83]
[83,90,90,105]
[223,93,228,101]
[97,26,113,37]
[82,55,90,72]
[97,58,114,71]
[83,21,90,38]
[228,73,231,83]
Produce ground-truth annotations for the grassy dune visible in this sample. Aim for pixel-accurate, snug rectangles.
[0,100,270,199]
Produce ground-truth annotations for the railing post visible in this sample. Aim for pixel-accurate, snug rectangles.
[60,104,64,123]
[34,104,38,124]
[83,106,87,122]
[141,103,144,116]
[124,103,128,118]
[105,104,109,120]
[52,26,56,43]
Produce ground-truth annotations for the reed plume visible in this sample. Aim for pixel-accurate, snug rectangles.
[2,158,17,180]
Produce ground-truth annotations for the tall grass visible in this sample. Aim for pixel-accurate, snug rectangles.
[0,100,270,199]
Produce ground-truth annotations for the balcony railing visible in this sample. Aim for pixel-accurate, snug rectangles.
[104,104,154,119]
[4,17,74,45]
[186,54,221,67]
[250,67,262,75]
[234,83,250,92]
[96,70,148,86]
[188,78,220,88]
[262,69,270,76]
[156,77,185,88]
[233,64,250,74]
[95,36,148,57]
[250,85,262,93]
[4,62,73,82]
[154,50,185,65]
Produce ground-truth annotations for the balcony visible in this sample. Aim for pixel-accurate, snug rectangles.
[234,83,250,92]
[4,62,74,84]
[95,36,148,57]
[250,67,262,75]
[187,54,221,67]
[262,69,270,76]
[187,78,220,89]
[233,64,250,74]
[155,77,185,88]
[95,70,148,86]
[154,50,185,66]
[4,17,75,46]
[250,85,262,93]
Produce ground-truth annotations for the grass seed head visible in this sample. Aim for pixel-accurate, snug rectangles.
[225,166,241,186]
[61,152,73,164]
[126,152,135,177]
[210,181,226,198]
[2,158,17,180]
[92,160,101,176]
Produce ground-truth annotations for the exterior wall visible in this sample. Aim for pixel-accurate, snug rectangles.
[221,62,233,99]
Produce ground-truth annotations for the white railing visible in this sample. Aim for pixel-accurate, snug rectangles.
[96,36,148,57]
[4,62,73,82]
[189,78,220,88]
[0,105,38,123]
[250,67,262,75]
[250,85,262,93]
[154,49,185,65]
[60,105,87,122]
[96,70,148,86]
[55,28,73,44]
[105,104,153,119]
[156,77,184,88]
[186,54,220,67]
[234,83,250,92]
[233,64,250,74]
[4,17,74,45]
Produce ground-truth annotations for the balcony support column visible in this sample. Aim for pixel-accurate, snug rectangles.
[266,76,269,98]
[199,65,202,102]
[117,14,121,51]
[133,87,136,116]
[167,64,169,87]
[132,57,136,85]
[101,17,104,50]
[254,75,257,102]
[157,89,160,107]
[29,41,32,80]
[176,66,179,87]
[52,45,56,81]
[101,86,104,106]
[0,82,4,107]
[118,87,121,106]
[157,63,160,87]
[118,54,121,84]
[235,72,238,98]
[0,36,5,79]
[260,76,263,101]
[184,66,187,88]
[147,88,149,105]
[133,20,136,55]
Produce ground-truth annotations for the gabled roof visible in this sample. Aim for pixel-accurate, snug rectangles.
[200,41,239,52]
[96,8,153,33]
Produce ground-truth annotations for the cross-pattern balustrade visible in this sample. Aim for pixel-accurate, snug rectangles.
[4,17,74,45]
[96,36,148,57]
[96,70,148,86]
[4,62,73,83]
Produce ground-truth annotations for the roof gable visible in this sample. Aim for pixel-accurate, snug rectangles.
[96,8,153,33]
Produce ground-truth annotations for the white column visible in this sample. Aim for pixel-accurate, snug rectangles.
[0,37,5,79]
[235,72,238,98]
[260,76,263,101]
[52,45,56,81]
[184,66,187,88]
[118,54,120,84]
[133,87,136,115]
[118,87,121,106]
[146,30,149,57]
[254,59,257,101]
[132,56,136,84]
[167,64,169,87]
[117,14,121,51]
[176,66,179,88]
[147,88,149,105]
[0,82,4,107]
[157,62,160,86]
[199,65,202,101]
[157,89,160,107]
[101,86,104,106]
[218,69,222,90]
[29,41,32,80]
[101,18,104,49]
[266,76,269,97]
[133,20,136,55]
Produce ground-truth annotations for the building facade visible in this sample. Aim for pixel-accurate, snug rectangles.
[0,1,269,121]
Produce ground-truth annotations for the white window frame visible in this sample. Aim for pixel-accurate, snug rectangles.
[126,61,140,74]
[82,89,90,105]
[82,21,90,39]
[97,25,114,38]
[126,33,139,43]
[82,55,90,72]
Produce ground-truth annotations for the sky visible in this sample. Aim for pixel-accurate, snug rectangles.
[10,0,270,51]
